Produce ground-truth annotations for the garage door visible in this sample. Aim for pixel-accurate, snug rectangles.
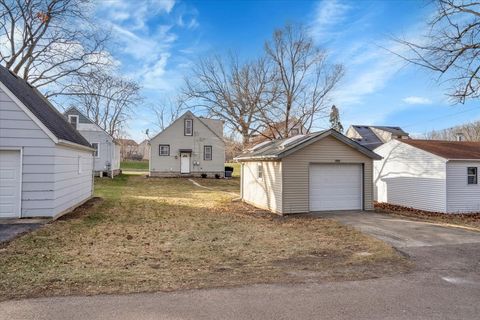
[0,150,21,218]
[309,163,362,211]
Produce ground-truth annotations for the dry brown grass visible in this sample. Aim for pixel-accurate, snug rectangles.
[375,203,480,230]
[0,175,409,301]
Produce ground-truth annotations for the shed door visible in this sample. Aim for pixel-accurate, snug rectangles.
[309,163,362,211]
[0,150,21,218]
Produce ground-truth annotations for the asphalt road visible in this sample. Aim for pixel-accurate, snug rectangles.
[1,212,479,320]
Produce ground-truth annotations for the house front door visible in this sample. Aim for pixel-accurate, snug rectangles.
[180,153,191,174]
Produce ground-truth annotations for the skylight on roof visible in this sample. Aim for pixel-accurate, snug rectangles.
[249,140,272,151]
[279,135,305,149]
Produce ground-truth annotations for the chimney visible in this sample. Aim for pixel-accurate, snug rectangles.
[455,132,465,141]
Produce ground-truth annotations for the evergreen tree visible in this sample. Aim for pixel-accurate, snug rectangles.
[329,105,343,133]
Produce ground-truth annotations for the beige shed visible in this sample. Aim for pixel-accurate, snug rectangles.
[234,130,382,215]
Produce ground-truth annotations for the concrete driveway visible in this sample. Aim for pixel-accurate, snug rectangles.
[315,211,480,248]
[0,221,44,243]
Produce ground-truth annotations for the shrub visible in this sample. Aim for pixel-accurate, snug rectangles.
[201,173,208,178]
[215,174,221,179]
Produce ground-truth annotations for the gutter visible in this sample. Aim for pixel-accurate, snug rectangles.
[234,155,279,161]
[58,139,95,152]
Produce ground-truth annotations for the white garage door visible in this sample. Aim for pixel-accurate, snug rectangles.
[0,150,21,218]
[309,163,362,211]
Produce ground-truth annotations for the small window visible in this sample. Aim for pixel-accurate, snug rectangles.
[184,119,193,136]
[467,167,478,184]
[204,145,212,161]
[91,143,99,158]
[290,128,299,136]
[68,115,79,129]
[257,163,263,179]
[159,144,170,156]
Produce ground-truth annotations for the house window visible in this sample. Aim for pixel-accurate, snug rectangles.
[467,167,478,184]
[92,143,99,158]
[257,163,263,179]
[290,128,299,136]
[68,115,79,129]
[204,145,212,161]
[159,144,170,156]
[184,119,193,136]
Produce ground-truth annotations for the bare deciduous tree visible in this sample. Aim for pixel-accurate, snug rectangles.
[0,0,110,97]
[149,97,188,132]
[68,72,142,137]
[424,120,480,141]
[393,0,480,103]
[184,55,276,147]
[264,23,344,138]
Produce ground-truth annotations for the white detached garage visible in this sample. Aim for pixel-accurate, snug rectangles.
[235,130,381,215]
[0,66,94,219]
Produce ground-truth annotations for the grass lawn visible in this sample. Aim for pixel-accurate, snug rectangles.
[120,160,149,171]
[0,175,409,301]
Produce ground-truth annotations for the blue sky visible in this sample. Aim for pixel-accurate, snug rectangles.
[95,0,480,142]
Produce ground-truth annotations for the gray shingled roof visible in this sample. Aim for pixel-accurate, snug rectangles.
[349,125,409,150]
[0,65,91,148]
[235,129,381,161]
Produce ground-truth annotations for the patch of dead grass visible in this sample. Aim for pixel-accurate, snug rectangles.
[0,175,410,301]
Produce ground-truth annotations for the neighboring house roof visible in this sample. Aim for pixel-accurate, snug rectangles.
[250,119,305,145]
[399,139,480,160]
[348,125,409,150]
[235,129,382,161]
[117,139,138,146]
[63,107,120,145]
[150,111,225,142]
[0,65,91,148]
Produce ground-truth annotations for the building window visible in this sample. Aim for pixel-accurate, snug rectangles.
[159,144,170,156]
[204,145,212,160]
[184,119,193,136]
[257,163,263,179]
[92,143,99,158]
[68,115,79,129]
[290,128,299,136]
[467,167,478,184]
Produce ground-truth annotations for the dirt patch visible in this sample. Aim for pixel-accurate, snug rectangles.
[57,197,104,221]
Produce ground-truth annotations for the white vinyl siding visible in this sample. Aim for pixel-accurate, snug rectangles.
[150,113,225,176]
[446,161,480,213]
[241,161,282,213]
[1,86,93,218]
[76,128,120,174]
[374,140,447,213]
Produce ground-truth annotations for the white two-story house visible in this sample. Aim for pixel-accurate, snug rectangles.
[64,107,121,177]
[149,111,225,177]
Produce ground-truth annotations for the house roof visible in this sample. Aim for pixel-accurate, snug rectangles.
[235,129,382,161]
[149,111,225,143]
[0,66,91,148]
[349,125,409,150]
[400,139,480,160]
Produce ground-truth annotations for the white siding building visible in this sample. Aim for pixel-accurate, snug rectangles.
[0,66,94,219]
[64,107,121,177]
[149,111,225,177]
[374,139,480,214]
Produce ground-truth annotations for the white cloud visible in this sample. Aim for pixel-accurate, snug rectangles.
[402,96,433,105]
[310,0,351,42]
